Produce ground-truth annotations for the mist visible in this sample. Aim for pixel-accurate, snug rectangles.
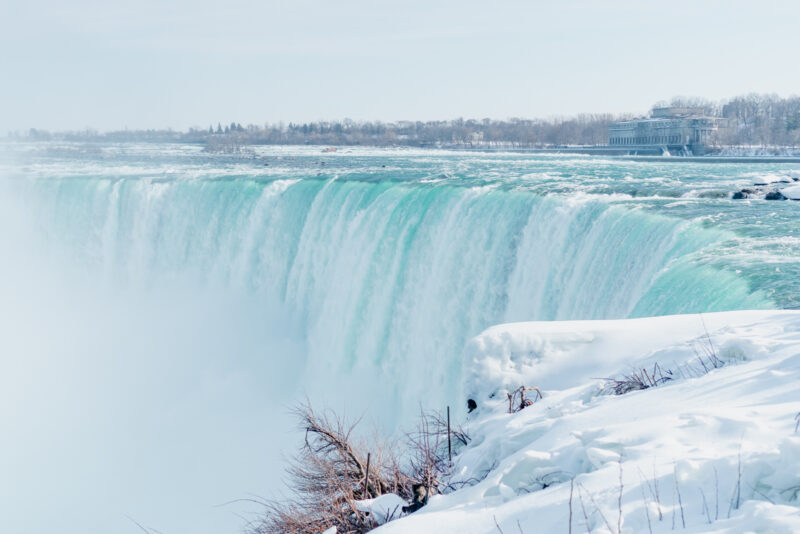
[0,174,305,533]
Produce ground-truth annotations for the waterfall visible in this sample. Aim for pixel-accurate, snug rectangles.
[0,151,774,534]
[10,174,770,420]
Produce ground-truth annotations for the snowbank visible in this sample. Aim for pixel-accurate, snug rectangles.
[717,146,800,157]
[377,311,800,533]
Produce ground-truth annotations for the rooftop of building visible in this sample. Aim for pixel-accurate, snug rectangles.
[651,106,708,118]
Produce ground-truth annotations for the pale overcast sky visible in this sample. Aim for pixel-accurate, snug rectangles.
[2,0,799,131]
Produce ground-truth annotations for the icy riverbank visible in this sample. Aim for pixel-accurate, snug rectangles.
[377,311,800,533]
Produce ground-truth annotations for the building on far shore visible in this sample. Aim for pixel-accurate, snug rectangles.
[608,107,725,155]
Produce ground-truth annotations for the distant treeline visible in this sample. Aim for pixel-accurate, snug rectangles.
[11,94,800,149]
[717,95,800,146]
[16,115,622,149]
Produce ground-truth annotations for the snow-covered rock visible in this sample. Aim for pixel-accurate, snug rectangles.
[376,311,800,533]
[355,493,407,525]
[780,185,800,200]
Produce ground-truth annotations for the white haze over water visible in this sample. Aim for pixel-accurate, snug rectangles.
[0,191,305,533]
[0,143,798,534]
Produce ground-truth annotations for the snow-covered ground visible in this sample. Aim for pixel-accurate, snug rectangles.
[716,147,800,157]
[375,311,800,533]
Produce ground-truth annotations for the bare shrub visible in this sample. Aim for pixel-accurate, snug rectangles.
[419,408,471,450]
[446,459,499,492]
[253,403,412,534]
[602,317,729,397]
[404,410,450,503]
[601,363,673,395]
[507,386,543,413]
[405,408,477,503]
[254,404,472,533]
[681,314,725,378]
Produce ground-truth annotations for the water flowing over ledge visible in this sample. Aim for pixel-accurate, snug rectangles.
[0,145,795,534]
[8,170,772,420]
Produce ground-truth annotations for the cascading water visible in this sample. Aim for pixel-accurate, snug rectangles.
[0,144,793,534]
[11,169,771,418]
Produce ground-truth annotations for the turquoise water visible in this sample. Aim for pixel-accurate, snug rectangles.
[5,143,800,397]
[0,142,798,534]
[4,144,800,404]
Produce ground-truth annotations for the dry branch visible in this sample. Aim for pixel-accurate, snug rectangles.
[507,386,543,413]
[254,403,472,533]
[253,403,411,534]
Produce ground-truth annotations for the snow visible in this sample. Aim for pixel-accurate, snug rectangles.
[717,146,800,157]
[375,311,800,533]
[355,494,408,525]
[779,185,800,200]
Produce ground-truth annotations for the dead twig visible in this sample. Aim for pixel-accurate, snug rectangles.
[674,465,685,529]
[569,478,574,534]
[507,386,543,413]
[617,457,624,534]
[638,477,653,534]
[579,483,614,534]
[577,485,593,534]
[600,363,673,396]
[700,489,712,524]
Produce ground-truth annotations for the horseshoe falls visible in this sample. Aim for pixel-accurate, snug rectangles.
[1,144,798,534]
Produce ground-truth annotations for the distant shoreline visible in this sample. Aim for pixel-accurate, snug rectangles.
[423,146,800,163]
[618,155,800,164]
[475,151,800,163]
[445,145,800,160]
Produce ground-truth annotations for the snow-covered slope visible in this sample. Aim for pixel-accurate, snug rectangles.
[377,311,800,533]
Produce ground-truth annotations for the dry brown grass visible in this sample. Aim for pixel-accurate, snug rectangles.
[252,403,411,534]
[252,403,469,533]
[601,363,673,396]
